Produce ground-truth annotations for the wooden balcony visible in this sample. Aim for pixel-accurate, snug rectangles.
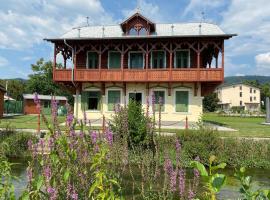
[54,68,223,82]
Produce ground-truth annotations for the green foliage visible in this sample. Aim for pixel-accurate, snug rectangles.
[0,159,16,200]
[111,101,150,145]
[26,58,73,103]
[231,106,245,113]
[203,93,219,112]
[0,79,26,101]
[191,155,227,200]
[176,128,270,169]
[235,167,270,200]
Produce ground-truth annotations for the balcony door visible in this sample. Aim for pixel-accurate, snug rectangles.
[129,52,144,69]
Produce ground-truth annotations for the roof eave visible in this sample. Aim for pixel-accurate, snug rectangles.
[44,34,237,42]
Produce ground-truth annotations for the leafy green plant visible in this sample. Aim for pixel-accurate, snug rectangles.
[190,155,227,200]
[235,167,270,200]
[0,159,16,200]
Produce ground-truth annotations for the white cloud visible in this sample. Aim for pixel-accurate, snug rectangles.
[183,0,226,19]
[255,52,270,69]
[0,56,9,67]
[122,0,162,22]
[221,0,270,56]
[0,0,115,50]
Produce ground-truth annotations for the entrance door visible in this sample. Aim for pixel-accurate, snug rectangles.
[129,92,142,104]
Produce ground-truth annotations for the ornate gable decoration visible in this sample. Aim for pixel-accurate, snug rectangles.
[120,12,156,36]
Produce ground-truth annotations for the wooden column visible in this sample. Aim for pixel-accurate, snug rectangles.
[53,44,56,80]
[169,43,173,93]
[197,43,201,81]
[145,44,149,81]
[216,56,218,68]
[222,41,225,80]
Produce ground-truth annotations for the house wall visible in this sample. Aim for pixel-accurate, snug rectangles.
[24,99,67,115]
[217,84,260,111]
[0,91,4,118]
[74,82,203,124]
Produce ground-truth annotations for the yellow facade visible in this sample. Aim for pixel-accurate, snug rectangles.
[74,83,203,124]
[216,84,261,111]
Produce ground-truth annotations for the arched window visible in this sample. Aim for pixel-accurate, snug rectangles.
[139,28,147,35]
[129,28,137,36]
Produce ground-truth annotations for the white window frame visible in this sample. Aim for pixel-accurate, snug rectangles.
[174,88,191,113]
[128,51,145,69]
[174,49,191,68]
[151,88,167,112]
[107,51,121,69]
[86,51,98,69]
[83,88,102,112]
[106,88,122,112]
[150,50,166,69]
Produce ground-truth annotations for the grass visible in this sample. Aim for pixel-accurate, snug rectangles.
[0,115,66,130]
[202,112,270,138]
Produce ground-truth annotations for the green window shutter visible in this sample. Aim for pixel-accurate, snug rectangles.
[81,91,88,111]
[130,53,144,69]
[175,91,189,112]
[154,91,165,112]
[108,90,121,111]
[87,52,98,69]
[176,51,189,68]
[152,51,165,68]
[109,52,121,69]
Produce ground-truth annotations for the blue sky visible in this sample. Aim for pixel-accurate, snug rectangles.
[0,0,270,79]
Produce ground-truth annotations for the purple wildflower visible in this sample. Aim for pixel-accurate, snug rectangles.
[44,166,52,181]
[26,167,33,182]
[48,138,54,150]
[27,140,33,151]
[47,186,57,200]
[188,188,195,200]
[170,170,177,192]
[66,113,74,127]
[151,92,156,113]
[91,131,98,144]
[105,128,113,146]
[71,190,78,200]
[179,168,186,197]
[164,158,173,175]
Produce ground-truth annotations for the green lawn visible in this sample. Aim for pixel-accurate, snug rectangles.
[0,115,66,130]
[203,113,270,138]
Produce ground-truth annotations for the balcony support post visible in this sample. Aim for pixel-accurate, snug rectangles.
[146,43,149,81]
[222,40,225,80]
[169,42,173,84]
[75,86,80,118]
[53,44,56,80]
[197,42,201,81]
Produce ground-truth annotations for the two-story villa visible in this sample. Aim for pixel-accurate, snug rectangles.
[45,12,235,126]
[216,83,261,111]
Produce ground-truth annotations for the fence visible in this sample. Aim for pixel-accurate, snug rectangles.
[4,101,23,114]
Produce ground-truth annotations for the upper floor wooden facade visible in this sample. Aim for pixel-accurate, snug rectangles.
[46,12,235,85]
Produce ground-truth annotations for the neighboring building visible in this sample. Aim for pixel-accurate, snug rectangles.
[23,94,67,114]
[45,12,235,125]
[0,85,6,118]
[216,83,261,111]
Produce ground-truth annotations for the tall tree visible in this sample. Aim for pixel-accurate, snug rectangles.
[0,79,26,100]
[26,58,73,103]
[203,93,219,112]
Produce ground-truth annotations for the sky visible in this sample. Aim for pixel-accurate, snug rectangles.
[0,0,270,79]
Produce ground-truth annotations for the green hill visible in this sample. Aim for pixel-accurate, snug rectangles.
[224,76,270,84]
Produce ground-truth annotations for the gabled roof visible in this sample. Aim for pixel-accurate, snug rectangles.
[45,12,236,41]
[23,94,67,101]
[0,84,6,92]
[120,12,155,32]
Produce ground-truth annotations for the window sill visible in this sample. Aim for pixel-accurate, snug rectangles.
[172,112,192,115]
[85,110,102,113]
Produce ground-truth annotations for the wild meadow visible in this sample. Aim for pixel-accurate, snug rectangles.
[0,93,270,200]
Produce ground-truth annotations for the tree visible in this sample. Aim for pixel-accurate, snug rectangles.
[203,93,219,112]
[26,58,73,103]
[0,79,26,100]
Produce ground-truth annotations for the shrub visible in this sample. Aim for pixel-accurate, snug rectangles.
[111,100,151,145]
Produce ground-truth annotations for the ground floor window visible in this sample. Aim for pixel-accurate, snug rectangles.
[153,90,165,111]
[129,92,142,104]
[81,91,101,111]
[175,91,189,112]
[108,90,121,111]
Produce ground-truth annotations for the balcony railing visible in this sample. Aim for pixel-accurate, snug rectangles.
[54,68,223,82]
